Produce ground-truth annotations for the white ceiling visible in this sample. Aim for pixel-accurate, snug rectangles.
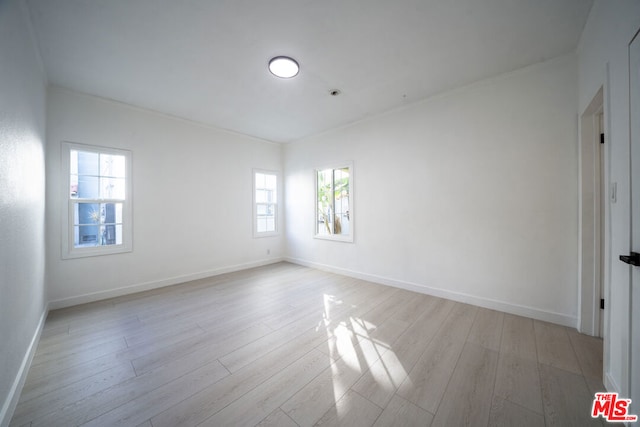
[25,0,593,143]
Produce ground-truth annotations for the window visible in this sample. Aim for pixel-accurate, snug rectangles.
[62,142,132,258]
[253,170,278,237]
[315,163,353,242]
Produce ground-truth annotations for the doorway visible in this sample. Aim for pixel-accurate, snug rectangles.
[579,87,606,339]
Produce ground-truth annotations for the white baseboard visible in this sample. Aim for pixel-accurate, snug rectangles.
[604,372,622,394]
[1,305,48,427]
[286,257,577,328]
[48,257,284,310]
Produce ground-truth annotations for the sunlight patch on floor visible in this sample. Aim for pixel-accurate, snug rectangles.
[322,293,409,417]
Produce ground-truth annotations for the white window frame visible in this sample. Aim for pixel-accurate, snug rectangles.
[314,162,354,242]
[61,141,133,259]
[253,169,279,238]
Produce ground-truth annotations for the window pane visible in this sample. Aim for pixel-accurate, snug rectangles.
[77,150,99,176]
[266,217,275,232]
[74,225,100,247]
[257,216,275,233]
[100,153,126,178]
[74,202,123,225]
[100,225,118,245]
[73,150,126,199]
[73,203,123,248]
[100,177,126,199]
[265,174,276,191]
[74,224,122,247]
[257,204,275,218]
[256,189,267,204]
[317,169,332,235]
[334,168,349,235]
[101,202,122,225]
[77,174,99,199]
[254,172,277,235]
[255,173,265,189]
[74,202,100,226]
[316,166,351,237]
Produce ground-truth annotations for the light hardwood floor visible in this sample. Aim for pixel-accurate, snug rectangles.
[11,262,607,426]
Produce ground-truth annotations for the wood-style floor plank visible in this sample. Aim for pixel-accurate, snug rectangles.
[500,314,537,361]
[256,408,298,427]
[10,362,135,426]
[493,353,543,414]
[539,363,601,427]
[488,396,545,427]
[10,262,606,427]
[467,308,504,352]
[430,342,499,427]
[314,390,383,427]
[198,349,331,426]
[395,301,477,413]
[534,320,582,375]
[567,328,603,380]
[351,299,458,408]
[82,360,230,427]
[373,394,434,427]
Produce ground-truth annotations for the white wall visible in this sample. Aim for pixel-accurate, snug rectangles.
[577,0,640,399]
[285,54,579,326]
[45,87,283,306]
[0,0,47,425]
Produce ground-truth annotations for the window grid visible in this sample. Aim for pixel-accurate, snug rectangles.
[316,164,352,242]
[254,170,278,237]
[62,142,132,258]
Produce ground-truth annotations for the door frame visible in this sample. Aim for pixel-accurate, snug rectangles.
[579,85,609,339]
[628,26,640,416]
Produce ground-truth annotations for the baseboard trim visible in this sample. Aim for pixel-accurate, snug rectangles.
[48,257,284,310]
[1,305,48,427]
[286,257,577,328]
[604,372,622,395]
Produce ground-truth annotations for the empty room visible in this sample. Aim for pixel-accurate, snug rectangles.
[2,0,640,426]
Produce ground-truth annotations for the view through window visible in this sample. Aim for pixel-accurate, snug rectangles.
[254,171,277,236]
[70,149,126,247]
[63,142,132,258]
[316,165,352,241]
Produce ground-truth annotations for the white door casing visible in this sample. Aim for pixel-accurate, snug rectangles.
[627,27,640,417]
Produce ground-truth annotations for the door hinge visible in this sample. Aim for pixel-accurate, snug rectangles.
[600,299,605,310]
[600,133,605,144]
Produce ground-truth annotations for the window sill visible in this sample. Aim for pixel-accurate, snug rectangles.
[253,232,279,239]
[62,245,132,260]
[314,234,354,243]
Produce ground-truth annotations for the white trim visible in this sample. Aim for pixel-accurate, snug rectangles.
[61,141,133,259]
[286,256,578,328]
[605,372,622,395]
[314,161,354,242]
[0,306,48,427]
[252,169,279,238]
[578,86,605,337]
[48,258,284,310]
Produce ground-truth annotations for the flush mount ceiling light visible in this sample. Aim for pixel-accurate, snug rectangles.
[268,56,299,78]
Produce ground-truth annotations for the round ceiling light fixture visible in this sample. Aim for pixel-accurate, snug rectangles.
[268,56,299,78]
